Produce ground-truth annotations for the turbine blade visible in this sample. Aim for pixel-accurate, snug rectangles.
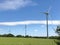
[47,6,52,13]
[40,12,46,14]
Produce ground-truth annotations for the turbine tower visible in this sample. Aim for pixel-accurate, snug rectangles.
[25,24,27,37]
[40,7,51,38]
[8,27,11,34]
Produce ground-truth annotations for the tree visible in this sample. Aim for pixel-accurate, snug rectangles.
[0,34,14,37]
[6,34,14,37]
[56,26,60,45]
[16,35,24,37]
[56,26,60,36]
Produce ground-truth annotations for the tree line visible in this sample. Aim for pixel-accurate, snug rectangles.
[0,33,59,39]
[0,25,60,39]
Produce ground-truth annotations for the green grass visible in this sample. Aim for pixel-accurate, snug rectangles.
[55,39,60,45]
[0,37,57,45]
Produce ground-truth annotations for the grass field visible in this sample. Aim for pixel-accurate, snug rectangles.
[0,37,57,45]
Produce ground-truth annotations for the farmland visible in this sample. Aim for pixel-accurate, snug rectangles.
[0,37,57,45]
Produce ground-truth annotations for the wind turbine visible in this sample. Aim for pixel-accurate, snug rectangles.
[8,27,11,34]
[25,24,27,37]
[40,7,51,38]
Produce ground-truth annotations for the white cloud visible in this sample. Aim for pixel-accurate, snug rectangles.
[0,29,3,30]
[0,20,60,26]
[0,0,37,10]
[34,29,38,32]
[41,25,45,28]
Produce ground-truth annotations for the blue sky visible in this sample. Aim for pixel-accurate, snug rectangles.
[0,0,60,36]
